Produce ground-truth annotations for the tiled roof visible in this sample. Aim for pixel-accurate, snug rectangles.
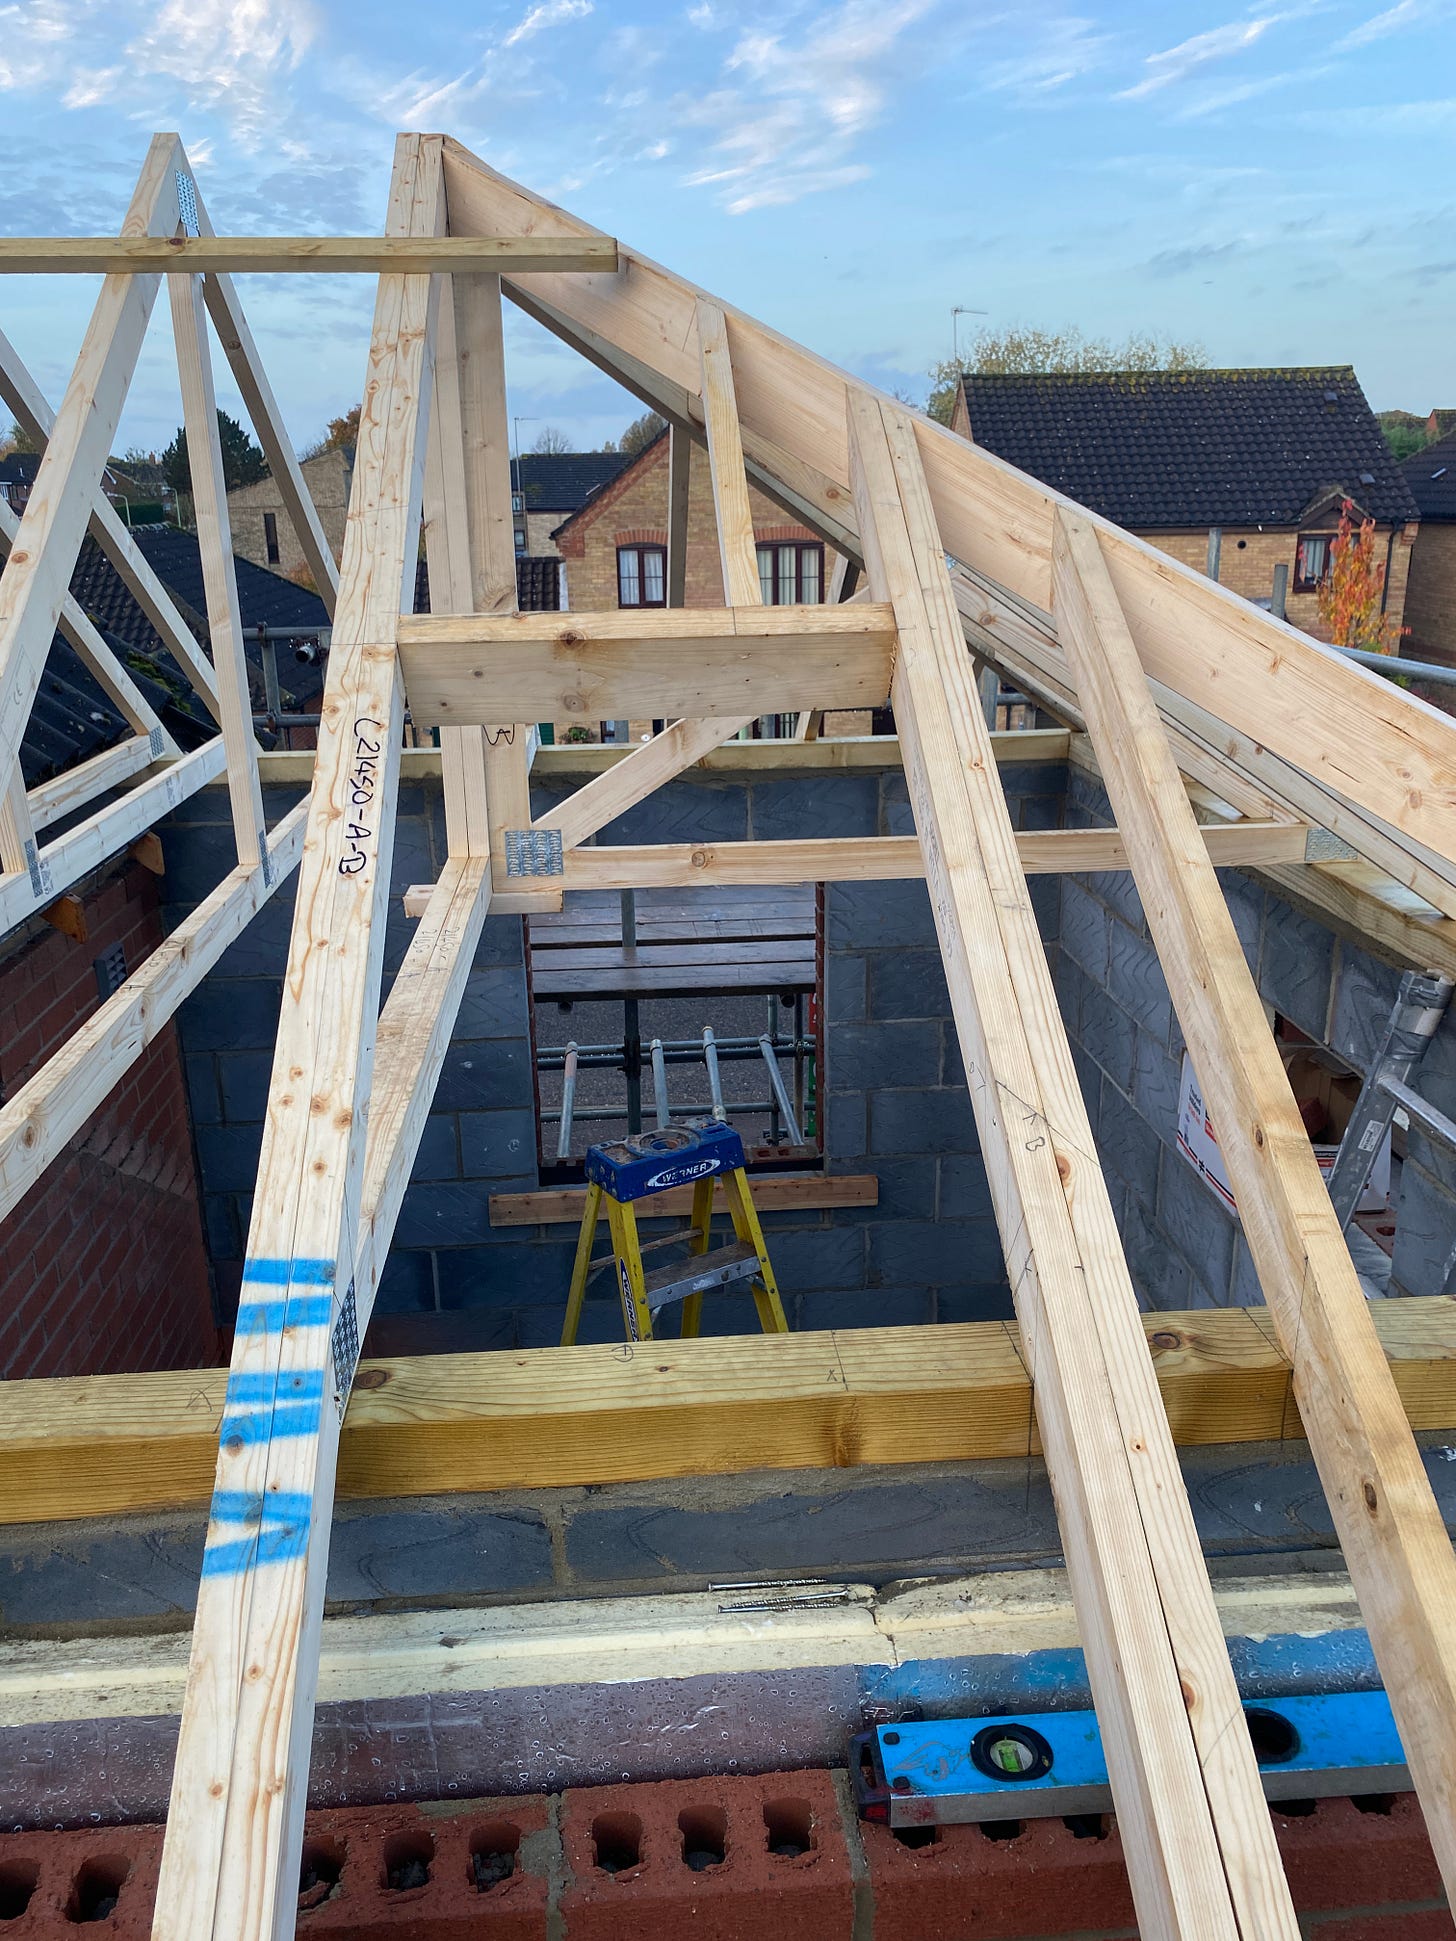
[21,629,208,787]
[960,367,1419,530]
[20,532,333,787]
[412,555,563,614]
[512,451,632,511]
[1401,431,1456,522]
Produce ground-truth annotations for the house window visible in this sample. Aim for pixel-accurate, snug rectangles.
[515,528,527,553]
[618,544,666,608]
[757,541,823,605]
[1294,533,1332,593]
[263,511,280,566]
[511,490,525,515]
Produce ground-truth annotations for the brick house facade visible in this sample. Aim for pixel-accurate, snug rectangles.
[551,431,844,611]
[228,447,353,585]
[0,862,215,1380]
[952,367,1418,643]
[1401,429,1456,665]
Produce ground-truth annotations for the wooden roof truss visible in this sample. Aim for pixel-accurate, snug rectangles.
[1,133,1455,1941]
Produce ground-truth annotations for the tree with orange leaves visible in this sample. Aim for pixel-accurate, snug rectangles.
[1317,498,1397,654]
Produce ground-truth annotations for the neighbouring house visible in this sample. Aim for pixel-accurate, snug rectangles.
[551,426,843,609]
[952,367,1420,641]
[1,452,159,518]
[509,449,634,556]
[227,447,625,582]
[548,429,848,740]
[1426,407,1456,441]
[413,554,564,616]
[1401,429,1456,665]
[228,446,354,583]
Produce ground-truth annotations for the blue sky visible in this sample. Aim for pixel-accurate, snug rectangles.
[0,0,1451,456]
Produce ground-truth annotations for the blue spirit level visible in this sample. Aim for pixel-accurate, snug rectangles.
[851,1691,1409,1827]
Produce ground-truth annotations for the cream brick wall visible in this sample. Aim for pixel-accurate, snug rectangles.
[524,510,566,556]
[1403,524,1456,663]
[227,448,351,586]
[555,438,842,611]
[1137,523,1414,643]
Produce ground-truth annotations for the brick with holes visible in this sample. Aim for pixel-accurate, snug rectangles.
[558,1771,854,1941]
[294,1800,551,1938]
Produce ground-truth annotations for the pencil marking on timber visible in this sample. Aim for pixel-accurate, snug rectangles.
[339,717,385,875]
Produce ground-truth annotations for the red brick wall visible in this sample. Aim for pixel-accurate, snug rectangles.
[554,438,844,611]
[0,864,215,1379]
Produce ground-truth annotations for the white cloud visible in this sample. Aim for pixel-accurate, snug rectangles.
[1336,0,1453,46]
[980,16,1112,96]
[62,65,119,108]
[504,0,592,48]
[126,0,318,147]
[676,0,936,213]
[1117,5,1317,100]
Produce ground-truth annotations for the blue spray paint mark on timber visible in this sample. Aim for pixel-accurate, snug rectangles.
[201,1489,313,1577]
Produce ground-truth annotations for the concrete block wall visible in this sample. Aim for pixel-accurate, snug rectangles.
[1054,767,1456,1307]
[161,751,1066,1351]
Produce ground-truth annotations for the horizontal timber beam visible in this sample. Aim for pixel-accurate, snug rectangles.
[0,236,620,275]
[489,1171,879,1226]
[544,821,1306,889]
[255,730,1070,788]
[3,1297,1453,1525]
[396,604,896,724]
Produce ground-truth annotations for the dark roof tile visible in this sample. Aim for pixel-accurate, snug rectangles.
[512,450,632,511]
[961,366,1418,529]
[1401,430,1456,522]
[413,555,562,614]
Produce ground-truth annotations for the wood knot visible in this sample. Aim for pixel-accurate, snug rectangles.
[1055,1151,1071,1183]
[1180,1677,1197,1712]
[1363,1481,1378,1514]
[353,1367,389,1391]
[690,849,711,868]
[1150,1331,1180,1350]
[557,629,584,647]
[1253,1123,1265,1149]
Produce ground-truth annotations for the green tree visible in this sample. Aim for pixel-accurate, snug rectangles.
[162,410,267,494]
[3,417,39,455]
[924,325,1208,425]
[1378,409,1430,462]
[616,409,665,455]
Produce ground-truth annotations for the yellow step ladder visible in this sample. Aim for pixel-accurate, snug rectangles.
[561,1123,789,1345]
